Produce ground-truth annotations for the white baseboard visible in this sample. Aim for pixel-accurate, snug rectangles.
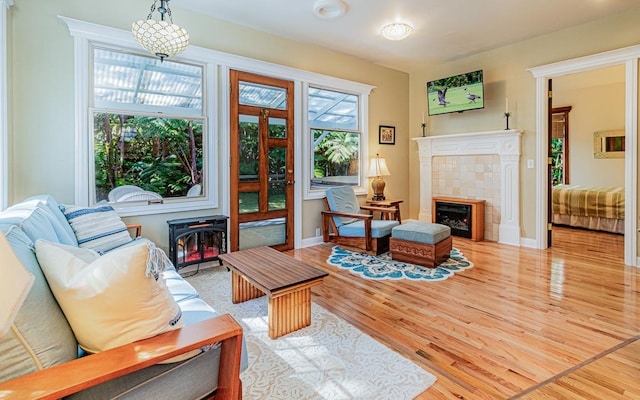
[301,236,324,248]
[520,237,537,248]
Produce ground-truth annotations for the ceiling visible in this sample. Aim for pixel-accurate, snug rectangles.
[176,0,640,72]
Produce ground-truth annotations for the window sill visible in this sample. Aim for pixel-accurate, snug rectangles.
[109,196,218,217]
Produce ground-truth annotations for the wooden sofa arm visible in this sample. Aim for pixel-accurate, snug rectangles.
[0,314,243,400]
[126,224,142,238]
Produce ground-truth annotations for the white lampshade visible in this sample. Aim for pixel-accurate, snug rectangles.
[368,155,391,177]
[0,231,34,337]
[132,0,189,61]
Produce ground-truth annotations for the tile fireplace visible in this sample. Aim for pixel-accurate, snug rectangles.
[413,129,521,245]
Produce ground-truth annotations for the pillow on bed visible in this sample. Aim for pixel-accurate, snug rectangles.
[59,204,132,254]
[34,240,183,354]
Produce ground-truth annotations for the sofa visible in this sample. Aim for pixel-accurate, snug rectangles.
[0,194,248,399]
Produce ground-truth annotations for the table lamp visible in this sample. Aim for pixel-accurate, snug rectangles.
[0,231,35,337]
[368,153,391,201]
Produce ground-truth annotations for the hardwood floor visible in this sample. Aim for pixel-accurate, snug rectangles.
[286,227,640,399]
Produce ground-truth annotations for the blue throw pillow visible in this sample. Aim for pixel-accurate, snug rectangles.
[59,204,132,254]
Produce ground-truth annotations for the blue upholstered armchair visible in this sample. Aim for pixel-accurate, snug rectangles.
[321,186,400,255]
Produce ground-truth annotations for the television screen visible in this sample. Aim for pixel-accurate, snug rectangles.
[427,70,484,116]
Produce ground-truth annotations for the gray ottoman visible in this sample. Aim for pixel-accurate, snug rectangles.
[389,221,452,267]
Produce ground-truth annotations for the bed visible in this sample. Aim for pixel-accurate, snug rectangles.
[552,184,624,234]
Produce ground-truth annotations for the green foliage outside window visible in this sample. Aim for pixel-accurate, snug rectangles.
[312,130,359,185]
[551,138,564,186]
[94,113,203,201]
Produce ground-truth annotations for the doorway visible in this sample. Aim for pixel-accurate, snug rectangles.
[549,67,625,251]
[229,70,295,252]
[529,47,639,266]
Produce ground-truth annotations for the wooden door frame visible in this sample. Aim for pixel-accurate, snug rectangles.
[229,70,295,252]
[547,79,553,247]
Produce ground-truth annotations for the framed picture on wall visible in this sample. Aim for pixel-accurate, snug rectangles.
[594,129,625,158]
[379,125,395,145]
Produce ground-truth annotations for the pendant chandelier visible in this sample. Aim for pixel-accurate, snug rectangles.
[132,0,190,61]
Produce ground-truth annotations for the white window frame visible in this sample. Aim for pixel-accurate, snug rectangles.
[304,83,368,200]
[89,45,208,208]
[61,17,218,216]
[0,0,12,211]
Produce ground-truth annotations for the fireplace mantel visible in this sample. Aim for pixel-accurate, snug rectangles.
[413,129,522,246]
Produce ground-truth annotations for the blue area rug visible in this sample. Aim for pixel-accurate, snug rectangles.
[327,246,473,281]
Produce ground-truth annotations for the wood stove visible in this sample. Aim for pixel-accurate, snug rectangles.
[434,201,472,239]
[167,216,228,272]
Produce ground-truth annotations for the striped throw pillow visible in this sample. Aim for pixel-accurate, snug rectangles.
[59,204,132,254]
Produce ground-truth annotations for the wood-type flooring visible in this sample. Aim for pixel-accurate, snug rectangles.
[286,226,640,399]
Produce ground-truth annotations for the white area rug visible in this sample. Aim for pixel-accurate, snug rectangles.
[187,268,436,400]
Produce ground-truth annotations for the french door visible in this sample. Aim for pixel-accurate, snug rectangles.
[229,70,294,252]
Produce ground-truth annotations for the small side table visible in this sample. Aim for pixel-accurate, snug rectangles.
[366,199,403,223]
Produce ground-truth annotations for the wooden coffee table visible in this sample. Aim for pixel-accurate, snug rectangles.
[218,247,328,339]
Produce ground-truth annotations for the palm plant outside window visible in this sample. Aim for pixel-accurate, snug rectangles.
[309,87,360,190]
[91,47,205,204]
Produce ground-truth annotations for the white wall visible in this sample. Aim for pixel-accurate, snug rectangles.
[554,66,626,187]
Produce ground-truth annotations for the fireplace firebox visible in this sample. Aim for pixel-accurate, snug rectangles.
[167,216,228,272]
[432,197,485,241]
[434,202,472,238]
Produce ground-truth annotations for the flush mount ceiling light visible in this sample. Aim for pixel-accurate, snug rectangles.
[381,22,414,41]
[132,0,190,61]
[313,0,348,19]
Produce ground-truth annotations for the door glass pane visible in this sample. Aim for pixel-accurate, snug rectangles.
[269,148,286,211]
[239,192,259,214]
[239,218,287,250]
[239,115,259,182]
[269,117,286,139]
[238,81,287,110]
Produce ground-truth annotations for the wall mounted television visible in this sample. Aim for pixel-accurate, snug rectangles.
[427,70,484,116]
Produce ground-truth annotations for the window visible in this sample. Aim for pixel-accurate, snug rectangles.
[90,47,209,213]
[551,106,572,186]
[308,86,362,192]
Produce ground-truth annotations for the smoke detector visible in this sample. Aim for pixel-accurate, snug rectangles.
[313,0,348,19]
